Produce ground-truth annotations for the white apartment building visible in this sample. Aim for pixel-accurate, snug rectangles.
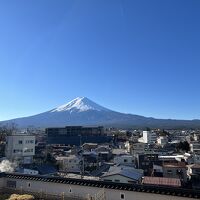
[190,142,200,154]
[5,134,35,164]
[157,136,168,146]
[138,131,157,144]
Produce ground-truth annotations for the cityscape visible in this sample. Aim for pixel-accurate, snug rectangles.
[0,97,200,199]
[0,0,200,200]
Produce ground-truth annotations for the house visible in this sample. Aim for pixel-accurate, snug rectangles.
[56,155,81,173]
[95,145,112,161]
[163,162,187,182]
[114,155,134,167]
[187,164,200,178]
[135,152,161,176]
[101,166,143,184]
[130,142,148,155]
[187,164,200,189]
[82,143,98,151]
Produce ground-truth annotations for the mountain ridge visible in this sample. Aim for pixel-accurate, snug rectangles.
[1,97,200,129]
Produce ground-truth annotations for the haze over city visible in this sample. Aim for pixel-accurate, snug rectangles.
[0,0,200,121]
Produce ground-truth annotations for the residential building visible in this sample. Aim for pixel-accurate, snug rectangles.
[5,134,35,164]
[101,166,143,184]
[138,131,157,144]
[163,162,187,182]
[135,152,161,176]
[130,142,148,155]
[114,155,134,167]
[56,155,81,173]
[190,142,200,154]
[157,136,168,146]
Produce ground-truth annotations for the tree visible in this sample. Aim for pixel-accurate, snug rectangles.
[177,141,190,152]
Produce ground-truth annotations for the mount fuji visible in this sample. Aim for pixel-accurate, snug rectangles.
[1,97,200,129]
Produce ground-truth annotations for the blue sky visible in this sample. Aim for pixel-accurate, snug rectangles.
[0,0,200,121]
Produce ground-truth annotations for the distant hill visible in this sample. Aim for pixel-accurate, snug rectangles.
[1,97,200,129]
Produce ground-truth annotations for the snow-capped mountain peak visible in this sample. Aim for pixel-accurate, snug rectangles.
[51,97,110,113]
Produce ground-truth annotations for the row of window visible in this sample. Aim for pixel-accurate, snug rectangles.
[13,149,23,153]
[18,140,34,144]
[13,149,33,153]
[24,149,34,153]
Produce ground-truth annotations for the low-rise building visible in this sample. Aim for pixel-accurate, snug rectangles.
[130,142,148,155]
[157,136,168,146]
[114,155,134,167]
[190,142,200,154]
[163,162,187,182]
[5,134,35,164]
[101,166,143,184]
[135,152,161,176]
[56,155,81,173]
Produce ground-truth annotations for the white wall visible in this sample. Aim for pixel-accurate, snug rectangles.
[2,177,196,200]
[102,174,137,184]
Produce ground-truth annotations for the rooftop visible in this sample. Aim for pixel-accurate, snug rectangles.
[163,162,186,168]
[143,177,181,187]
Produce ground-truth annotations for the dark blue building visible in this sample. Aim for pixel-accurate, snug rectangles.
[46,126,113,145]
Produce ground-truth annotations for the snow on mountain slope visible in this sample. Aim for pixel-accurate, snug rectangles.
[1,97,200,129]
[50,97,110,113]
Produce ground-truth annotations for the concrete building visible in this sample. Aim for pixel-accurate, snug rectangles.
[157,136,168,146]
[5,134,35,164]
[130,143,148,155]
[114,155,134,167]
[190,142,200,154]
[135,152,161,176]
[163,162,187,182]
[46,126,112,145]
[56,155,81,173]
[138,131,157,144]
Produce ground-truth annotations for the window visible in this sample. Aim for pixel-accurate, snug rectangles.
[24,149,33,153]
[124,159,127,163]
[167,170,172,174]
[128,181,136,183]
[13,149,22,153]
[69,187,72,193]
[114,179,120,182]
[18,140,22,144]
[104,179,112,182]
[26,140,34,144]
[120,193,125,200]
[27,182,31,188]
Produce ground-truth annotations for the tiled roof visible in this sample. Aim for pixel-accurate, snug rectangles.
[1,172,200,198]
[163,162,186,168]
[102,168,142,181]
[143,177,181,187]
